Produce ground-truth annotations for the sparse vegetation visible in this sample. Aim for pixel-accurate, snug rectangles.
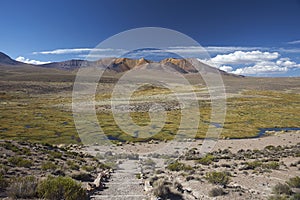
[0,140,106,198]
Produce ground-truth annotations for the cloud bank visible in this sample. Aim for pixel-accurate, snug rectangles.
[199,50,300,75]
[16,56,50,65]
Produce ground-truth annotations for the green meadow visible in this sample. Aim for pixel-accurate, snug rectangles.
[0,89,299,144]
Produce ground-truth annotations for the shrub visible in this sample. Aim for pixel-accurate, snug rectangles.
[152,178,183,199]
[144,158,156,167]
[272,183,292,195]
[71,172,93,182]
[100,162,117,169]
[167,161,193,172]
[0,142,19,152]
[245,161,262,170]
[37,176,87,200]
[197,154,215,165]
[265,145,276,151]
[152,179,171,198]
[268,194,288,200]
[287,176,300,188]
[49,151,63,159]
[264,162,280,170]
[82,165,95,172]
[7,176,38,199]
[205,171,230,186]
[244,161,280,170]
[19,147,32,156]
[8,157,33,168]
[290,193,300,200]
[208,187,226,197]
[0,174,8,190]
[67,160,80,170]
[41,161,58,171]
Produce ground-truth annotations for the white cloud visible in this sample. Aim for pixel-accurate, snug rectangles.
[219,65,233,72]
[166,46,264,55]
[278,48,300,53]
[199,50,300,75]
[205,46,264,53]
[33,48,125,55]
[287,40,300,45]
[16,56,50,65]
[232,61,288,75]
[211,50,280,65]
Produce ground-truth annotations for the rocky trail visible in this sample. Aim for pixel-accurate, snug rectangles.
[91,159,149,200]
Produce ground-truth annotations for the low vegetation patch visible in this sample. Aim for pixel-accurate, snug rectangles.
[41,161,58,171]
[167,161,193,172]
[287,176,300,188]
[8,157,33,168]
[38,176,87,200]
[269,176,300,200]
[205,171,230,187]
[196,154,215,165]
[7,176,38,199]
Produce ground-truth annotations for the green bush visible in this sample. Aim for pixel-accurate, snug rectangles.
[7,176,38,199]
[8,157,33,168]
[37,176,87,200]
[167,161,193,172]
[197,154,215,165]
[41,161,58,171]
[287,176,300,188]
[205,171,230,186]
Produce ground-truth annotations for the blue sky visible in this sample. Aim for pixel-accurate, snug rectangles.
[1,0,300,76]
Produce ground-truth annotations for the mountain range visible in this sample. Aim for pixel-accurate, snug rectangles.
[0,52,241,77]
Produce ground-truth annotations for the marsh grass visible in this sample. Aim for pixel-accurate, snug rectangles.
[0,90,299,144]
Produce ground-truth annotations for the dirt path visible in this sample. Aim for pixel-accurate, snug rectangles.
[91,159,149,200]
